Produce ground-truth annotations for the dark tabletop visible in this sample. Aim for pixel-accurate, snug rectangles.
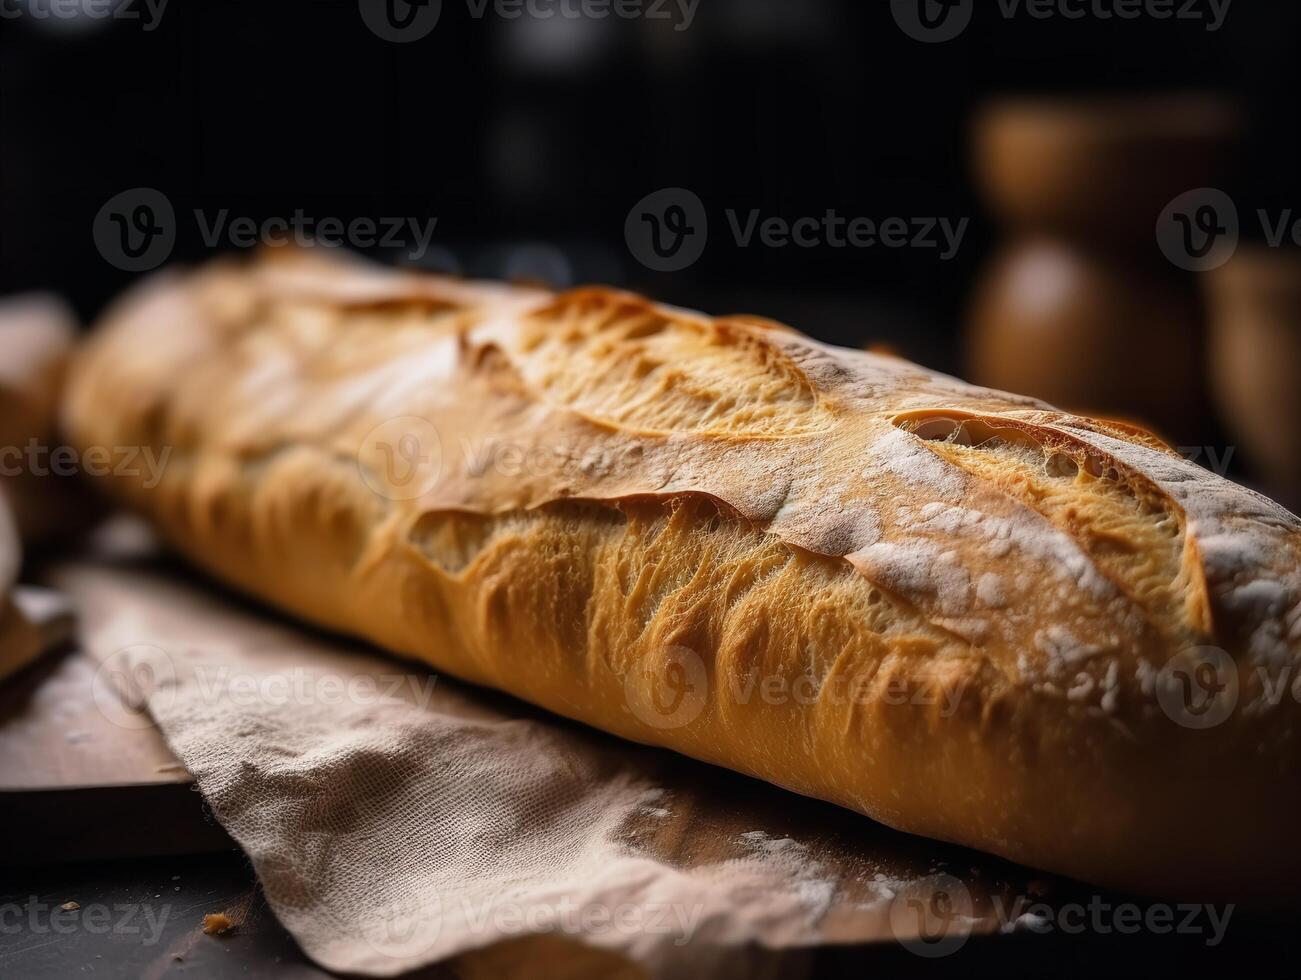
[3,848,1298,979]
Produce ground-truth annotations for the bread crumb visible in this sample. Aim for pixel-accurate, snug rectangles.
[59,901,79,912]
[203,913,233,935]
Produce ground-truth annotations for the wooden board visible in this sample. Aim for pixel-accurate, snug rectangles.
[0,639,190,791]
[0,560,233,863]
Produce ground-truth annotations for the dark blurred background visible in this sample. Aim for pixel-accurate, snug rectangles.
[3,0,1301,491]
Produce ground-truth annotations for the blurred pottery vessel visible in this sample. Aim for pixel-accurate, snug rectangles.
[1207,247,1301,506]
[968,95,1238,442]
[973,95,1238,239]
[0,294,95,546]
[968,237,1203,435]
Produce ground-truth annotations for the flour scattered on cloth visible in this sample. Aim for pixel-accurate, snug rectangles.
[735,832,837,923]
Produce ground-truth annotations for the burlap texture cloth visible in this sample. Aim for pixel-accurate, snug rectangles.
[53,524,1033,977]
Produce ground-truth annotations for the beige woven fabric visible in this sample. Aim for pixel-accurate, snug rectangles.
[56,533,1017,977]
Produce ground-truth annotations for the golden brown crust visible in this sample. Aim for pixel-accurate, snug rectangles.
[64,249,1301,901]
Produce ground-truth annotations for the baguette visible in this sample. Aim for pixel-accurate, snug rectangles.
[64,249,1301,902]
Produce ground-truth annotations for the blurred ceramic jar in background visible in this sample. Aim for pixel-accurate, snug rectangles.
[967,95,1239,445]
[0,295,88,546]
[1207,248,1301,509]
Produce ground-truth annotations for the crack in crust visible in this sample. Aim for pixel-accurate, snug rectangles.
[506,289,829,439]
